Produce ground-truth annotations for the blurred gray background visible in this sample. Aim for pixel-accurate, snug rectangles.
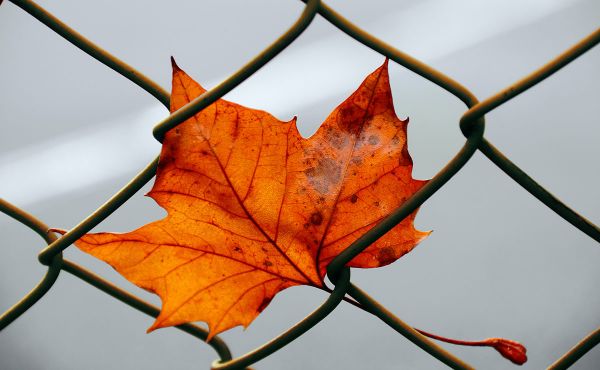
[1,0,599,369]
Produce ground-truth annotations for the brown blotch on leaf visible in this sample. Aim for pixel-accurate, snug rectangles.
[304,157,342,194]
[326,127,349,149]
[263,260,273,267]
[337,104,364,134]
[310,212,323,226]
[377,246,396,266]
[368,135,380,145]
[159,154,174,167]
[350,194,358,203]
[398,144,412,166]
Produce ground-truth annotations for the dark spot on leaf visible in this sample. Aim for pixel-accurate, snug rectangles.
[257,297,272,313]
[233,246,241,252]
[338,104,364,134]
[398,144,412,166]
[377,247,396,266]
[310,212,323,226]
[159,155,174,166]
[303,223,310,229]
[304,158,342,194]
[373,201,380,207]
[368,135,380,145]
[326,127,349,149]
[350,194,358,203]
[263,260,273,267]
[261,247,268,252]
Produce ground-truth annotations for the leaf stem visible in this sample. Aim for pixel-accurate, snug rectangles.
[322,284,526,365]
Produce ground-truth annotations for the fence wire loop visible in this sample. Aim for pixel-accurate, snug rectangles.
[1,0,599,369]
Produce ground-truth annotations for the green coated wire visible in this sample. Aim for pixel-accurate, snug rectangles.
[308,0,478,108]
[60,260,234,362]
[0,256,62,331]
[0,198,62,330]
[547,327,600,370]
[0,198,55,244]
[8,0,170,107]
[470,28,600,243]
[460,27,600,132]
[211,268,351,370]
[479,139,600,242]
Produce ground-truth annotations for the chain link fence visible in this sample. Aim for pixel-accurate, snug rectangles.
[1,0,599,369]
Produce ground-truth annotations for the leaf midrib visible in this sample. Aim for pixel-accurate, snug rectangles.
[173,78,318,286]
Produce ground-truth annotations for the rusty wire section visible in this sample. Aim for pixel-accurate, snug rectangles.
[1,0,599,368]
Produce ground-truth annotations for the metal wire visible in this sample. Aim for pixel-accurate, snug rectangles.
[1,0,598,369]
[0,198,62,331]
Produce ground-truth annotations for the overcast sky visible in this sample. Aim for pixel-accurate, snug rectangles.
[1,1,599,369]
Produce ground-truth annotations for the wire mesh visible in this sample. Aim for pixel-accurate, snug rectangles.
[1,0,599,369]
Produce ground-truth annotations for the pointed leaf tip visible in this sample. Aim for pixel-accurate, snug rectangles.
[146,320,160,334]
[171,56,181,72]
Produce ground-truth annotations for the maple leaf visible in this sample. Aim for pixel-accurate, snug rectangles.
[73,58,430,338]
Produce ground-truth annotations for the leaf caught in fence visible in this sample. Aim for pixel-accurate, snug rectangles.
[73,58,429,338]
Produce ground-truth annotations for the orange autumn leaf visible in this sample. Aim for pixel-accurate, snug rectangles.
[74,58,430,338]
